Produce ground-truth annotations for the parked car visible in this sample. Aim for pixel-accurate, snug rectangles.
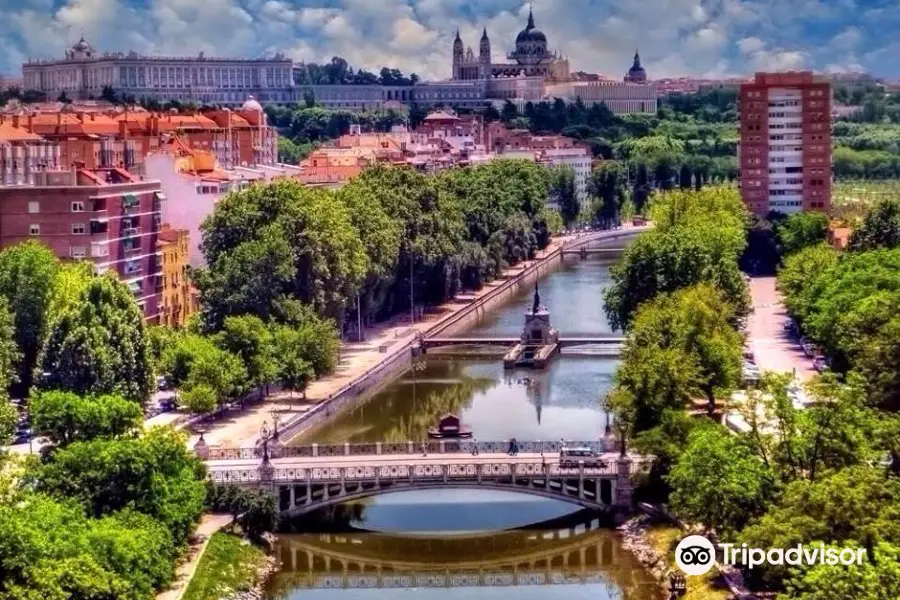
[813,356,829,373]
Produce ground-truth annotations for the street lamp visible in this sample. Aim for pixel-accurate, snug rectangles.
[409,251,415,325]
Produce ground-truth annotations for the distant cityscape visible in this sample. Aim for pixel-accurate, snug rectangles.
[0,10,894,326]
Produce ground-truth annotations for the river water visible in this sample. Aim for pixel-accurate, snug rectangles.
[267,256,660,600]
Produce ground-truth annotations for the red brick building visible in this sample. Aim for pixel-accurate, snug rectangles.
[0,166,165,320]
[739,72,832,216]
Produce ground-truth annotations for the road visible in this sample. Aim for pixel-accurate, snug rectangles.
[204,450,633,471]
[747,276,816,382]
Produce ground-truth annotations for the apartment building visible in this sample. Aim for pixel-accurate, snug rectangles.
[157,224,197,328]
[739,72,832,215]
[0,166,164,320]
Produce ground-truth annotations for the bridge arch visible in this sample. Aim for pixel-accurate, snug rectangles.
[275,477,617,518]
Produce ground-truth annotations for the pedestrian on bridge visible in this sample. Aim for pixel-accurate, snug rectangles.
[471,438,479,456]
[421,441,428,457]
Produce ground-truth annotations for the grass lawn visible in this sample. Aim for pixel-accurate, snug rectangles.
[182,532,269,600]
[646,525,731,600]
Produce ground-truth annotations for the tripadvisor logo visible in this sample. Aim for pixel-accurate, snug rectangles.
[675,535,867,576]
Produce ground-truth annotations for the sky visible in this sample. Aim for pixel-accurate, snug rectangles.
[1,0,899,80]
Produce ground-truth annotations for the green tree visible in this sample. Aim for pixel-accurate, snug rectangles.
[849,197,900,251]
[30,391,142,446]
[30,427,207,546]
[624,284,742,416]
[741,467,900,588]
[776,211,830,257]
[0,241,60,395]
[781,542,900,600]
[36,273,152,404]
[776,244,839,326]
[179,384,217,414]
[604,227,749,330]
[668,423,774,535]
[161,334,247,411]
[0,400,15,445]
[196,180,368,326]
[270,324,315,400]
[215,315,278,395]
[587,161,627,227]
[548,164,580,227]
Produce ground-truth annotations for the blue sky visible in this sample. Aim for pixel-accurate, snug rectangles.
[2,0,899,80]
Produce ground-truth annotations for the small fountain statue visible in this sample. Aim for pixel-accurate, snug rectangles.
[532,283,541,315]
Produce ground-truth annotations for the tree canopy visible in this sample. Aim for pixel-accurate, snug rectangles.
[35,273,152,404]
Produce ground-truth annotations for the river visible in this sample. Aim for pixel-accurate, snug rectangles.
[267,255,660,600]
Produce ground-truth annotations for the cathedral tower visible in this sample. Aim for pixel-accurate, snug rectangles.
[452,29,464,80]
[479,27,492,79]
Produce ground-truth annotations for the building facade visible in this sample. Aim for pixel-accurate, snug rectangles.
[157,224,197,328]
[0,166,164,320]
[22,37,295,106]
[544,80,658,114]
[542,147,592,201]
[739,72,832,215]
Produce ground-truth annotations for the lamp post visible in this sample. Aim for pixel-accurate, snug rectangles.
[357,293,363,342]
[409,252,415,325]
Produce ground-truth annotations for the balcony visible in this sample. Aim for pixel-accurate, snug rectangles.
[122,227,142,238]
[121,193,140,214]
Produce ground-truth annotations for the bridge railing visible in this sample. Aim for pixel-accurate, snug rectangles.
[207,439,621,461]
[208,460,621,484]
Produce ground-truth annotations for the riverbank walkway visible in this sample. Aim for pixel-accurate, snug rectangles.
[747,276,816,381]
[177,226,646,449]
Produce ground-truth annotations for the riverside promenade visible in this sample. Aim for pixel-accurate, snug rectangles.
[182,226,646,449]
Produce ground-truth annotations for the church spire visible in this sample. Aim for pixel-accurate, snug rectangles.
[481,26,488,40]
[455,29,461,41]
[633,48,641,67]
[527,5,535,29]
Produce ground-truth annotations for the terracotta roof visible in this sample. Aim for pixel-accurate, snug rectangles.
[0,122,42,142]
[424,111,460,122]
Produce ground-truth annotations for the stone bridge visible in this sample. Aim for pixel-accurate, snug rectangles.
[200,440,646,515]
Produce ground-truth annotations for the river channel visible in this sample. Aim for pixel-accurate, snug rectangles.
[267,255,661,600]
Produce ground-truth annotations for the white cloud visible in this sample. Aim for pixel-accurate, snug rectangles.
[736,36,765,55]
[831,26,862,50]
[0,0,892,80]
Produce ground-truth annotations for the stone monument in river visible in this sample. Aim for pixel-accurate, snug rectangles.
[504,284,560,369]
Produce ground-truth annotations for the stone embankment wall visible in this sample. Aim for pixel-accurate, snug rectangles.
[278,228,644,442]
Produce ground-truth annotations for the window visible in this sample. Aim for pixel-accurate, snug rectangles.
[28,201,39,214]
[70,246,86,259]
[71,201,85,212]
[29,224,40,236]
[72,223,86,235]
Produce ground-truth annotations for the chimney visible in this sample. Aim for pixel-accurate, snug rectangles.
[11,115,19,129]
[77,112,85,123]
[27,115,33,132]
[119,121,128,139]
[57,113,62,126]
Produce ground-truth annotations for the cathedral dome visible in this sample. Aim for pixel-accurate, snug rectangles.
[516,28,546,44]
[72,36,93,53]
[515,8,546,44]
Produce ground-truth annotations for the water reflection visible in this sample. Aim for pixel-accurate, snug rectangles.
[470,257,616,337]
[267,501,659,600]
[301,358,617,444]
